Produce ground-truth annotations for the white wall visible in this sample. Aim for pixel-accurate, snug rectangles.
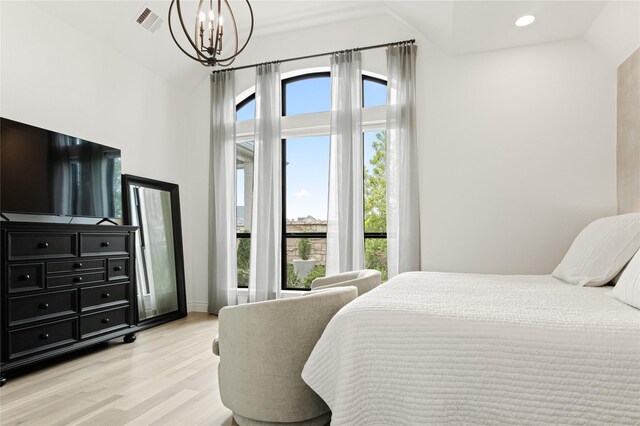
[185,14,422,309]
[420,39,617,274]
[185,15,619,309]
[585,0,640,66]
[0,2,196,299]
[1,3,622,311]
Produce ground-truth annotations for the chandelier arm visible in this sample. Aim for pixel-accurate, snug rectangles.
[175,0,208,60]
[216,56,236,67]
[193,0,205,52]
[213,0,237,67]
[212,0,221,61]
[214,0,254,64]
[224,0,239,56]
[211,0,219,57]
[168,0,210,64]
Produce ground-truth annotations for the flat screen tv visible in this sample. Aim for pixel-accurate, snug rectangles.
[1,118,122,219]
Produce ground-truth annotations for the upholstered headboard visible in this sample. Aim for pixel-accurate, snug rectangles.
[617,48,640,213]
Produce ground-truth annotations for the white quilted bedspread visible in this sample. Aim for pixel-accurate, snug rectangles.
[301,272,640,425]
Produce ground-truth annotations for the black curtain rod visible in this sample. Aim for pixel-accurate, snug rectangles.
[211,39,415,74]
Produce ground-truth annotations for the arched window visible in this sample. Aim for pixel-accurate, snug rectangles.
[235,71,387,290]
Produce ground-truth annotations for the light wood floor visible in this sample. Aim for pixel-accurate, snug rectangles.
[0,313,235,426]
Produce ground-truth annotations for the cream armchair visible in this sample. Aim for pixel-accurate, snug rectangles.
[311,269,382,296]
[212,287,357,426]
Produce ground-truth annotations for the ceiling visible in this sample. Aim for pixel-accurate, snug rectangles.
[387,1,607,56]
[31,1,608,92]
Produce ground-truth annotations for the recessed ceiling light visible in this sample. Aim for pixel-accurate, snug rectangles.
[515,15,536,27]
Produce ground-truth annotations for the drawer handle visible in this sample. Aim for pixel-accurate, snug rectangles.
[101,241,110,247]
[113,266,122,272]
[39,303,49,310]
[74,276,83,283]
[74,263,83,268]
[39,242,49,249]
[20,274,31,281]
[40,333,49,340]
[102,293,110,299]
[102,318,110,324]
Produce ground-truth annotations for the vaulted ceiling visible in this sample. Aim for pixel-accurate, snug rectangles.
[32,1,610,92]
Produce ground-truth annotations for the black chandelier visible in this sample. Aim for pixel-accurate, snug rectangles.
[168,0,254,67]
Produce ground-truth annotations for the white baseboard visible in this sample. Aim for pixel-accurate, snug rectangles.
[187,289,303,312]
[188,301,209,313]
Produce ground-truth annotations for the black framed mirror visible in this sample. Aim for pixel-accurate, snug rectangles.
[122,175,187,328]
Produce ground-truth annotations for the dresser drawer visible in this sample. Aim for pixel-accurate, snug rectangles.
[7,232,77,260]
[81,282,128,311]
[7,263,44,293]
[47,271,105,289]
[80,307,129,338]
[107,258,129,281]
[8,318,78,359]
[47,259,105,274]
[80,233,129,257]
[8,290,77,326]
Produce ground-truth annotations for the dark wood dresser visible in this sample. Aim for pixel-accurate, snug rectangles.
[0,221,138,385]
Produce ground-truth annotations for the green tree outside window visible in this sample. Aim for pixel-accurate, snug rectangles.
[364,131,388,282]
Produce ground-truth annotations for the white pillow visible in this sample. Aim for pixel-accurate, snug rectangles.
[609,264,627,284]
[612,249,640,309]
[552,213,640,286]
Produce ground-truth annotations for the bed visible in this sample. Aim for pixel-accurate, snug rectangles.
[301,272,640,425]
[303,48,640,424]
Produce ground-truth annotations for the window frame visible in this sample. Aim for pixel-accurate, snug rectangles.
[281,72,332,290]
[282,71,330,117]
[235,71,388,291]
[235,137,253,289]
[235,94,255,122]
[362,74,388,108]
[236,232,251,288]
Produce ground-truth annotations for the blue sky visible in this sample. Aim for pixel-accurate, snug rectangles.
[237,76,386,221]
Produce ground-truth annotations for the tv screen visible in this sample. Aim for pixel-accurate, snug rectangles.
[1,118,122,219]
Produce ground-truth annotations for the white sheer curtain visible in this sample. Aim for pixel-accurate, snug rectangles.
[208,70,238,314]
[326,51,365,275]
[386,43,420,279]
[249,63,282,302]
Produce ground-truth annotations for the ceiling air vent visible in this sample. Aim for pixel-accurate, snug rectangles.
[136,7,163,34]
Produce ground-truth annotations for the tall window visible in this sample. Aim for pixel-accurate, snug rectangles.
[362,76,388,281]
[282,73,331,288]
[235,139,254,288]
[364,130,387,281]
[235,71,388,290]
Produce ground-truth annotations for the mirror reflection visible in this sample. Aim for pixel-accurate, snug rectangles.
[129,185,179,320]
